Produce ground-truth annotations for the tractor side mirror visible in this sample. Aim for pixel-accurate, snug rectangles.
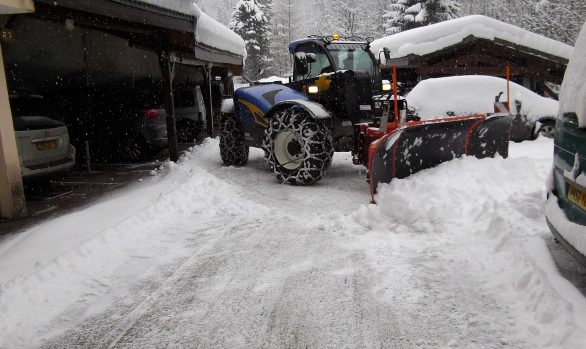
[294,52,309,76]
[383,47,391,61]
[306,53,317,64]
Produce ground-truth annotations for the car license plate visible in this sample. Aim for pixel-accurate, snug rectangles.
[568,185,586,211]
[36,139,58,150]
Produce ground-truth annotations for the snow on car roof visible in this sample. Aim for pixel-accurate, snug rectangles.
[371,15,573,63]
[135,0,246,58]
[559,23,586,128]
[406,75,558,121]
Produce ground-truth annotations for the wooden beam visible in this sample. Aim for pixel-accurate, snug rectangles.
[204,64,215,137]
[416,65,558,81]
[0,43,26,219]
[159,50,179,162]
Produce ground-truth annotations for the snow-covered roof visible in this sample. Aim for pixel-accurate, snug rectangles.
[135,0,246,59]
[371,15,573,63]
[196,11,247,59]
[559,23,586,127]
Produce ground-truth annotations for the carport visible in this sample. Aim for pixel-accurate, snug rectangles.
[0,0,245,219]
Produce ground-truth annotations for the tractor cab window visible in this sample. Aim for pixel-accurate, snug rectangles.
[328,43,375,77]
[293,44,333,82]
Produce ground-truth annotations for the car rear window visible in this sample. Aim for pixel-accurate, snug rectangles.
[9,97,46,118]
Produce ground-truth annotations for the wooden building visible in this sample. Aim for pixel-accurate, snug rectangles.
[371,15,573,98]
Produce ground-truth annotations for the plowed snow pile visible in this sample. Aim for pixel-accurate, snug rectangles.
[0,138,585,348]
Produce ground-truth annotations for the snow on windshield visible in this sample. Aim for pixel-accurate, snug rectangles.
[371,15,573,63]
[559,22,586,128]
[407,75,558,121]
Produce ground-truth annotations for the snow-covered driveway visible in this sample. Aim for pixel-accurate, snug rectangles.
[1,138,586,348]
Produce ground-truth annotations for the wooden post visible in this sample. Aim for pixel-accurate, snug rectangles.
[159,50,178,162]
[205,64,215,137]
[0,43,26,219]
[506,64,511,113]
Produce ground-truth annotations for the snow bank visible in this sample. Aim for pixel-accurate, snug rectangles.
[136,0,246,58]
[345,142,586,348]
[0,142,267,347]
[407,75,558,121]
[559,22,586,127]
[371,15,573,62]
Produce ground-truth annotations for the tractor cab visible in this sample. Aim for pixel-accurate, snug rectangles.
[286,35,389,137]
[288,36,381,93]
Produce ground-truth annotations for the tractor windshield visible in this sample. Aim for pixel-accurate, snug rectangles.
[328,43,376,77]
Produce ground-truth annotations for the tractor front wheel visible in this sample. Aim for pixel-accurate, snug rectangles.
[263,107,333,185]
[220,114,249,166]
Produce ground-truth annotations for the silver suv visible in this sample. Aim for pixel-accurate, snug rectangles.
[10,94,75,179]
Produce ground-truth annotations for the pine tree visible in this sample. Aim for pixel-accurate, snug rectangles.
[459,0,586,45]
[383,0,408,34]
[215,0,237,26]
[331,0,372,38]
[383,0,460,34]
[230,0,271,78]
[258,0,275,76]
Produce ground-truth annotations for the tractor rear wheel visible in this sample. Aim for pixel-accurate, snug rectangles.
[220,114,249,166]
[539,120,555,139]
[263,107,333,185]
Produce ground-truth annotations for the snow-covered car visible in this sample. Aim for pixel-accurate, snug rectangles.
[545,23,586,265]
[406,75,559,138]
[10,94,75,179]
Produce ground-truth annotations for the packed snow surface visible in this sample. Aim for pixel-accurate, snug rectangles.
[136,0,246,58]
[1,138,586,348]
[559,22,586,127]
[371,15,573,62]
[407,75,559,121]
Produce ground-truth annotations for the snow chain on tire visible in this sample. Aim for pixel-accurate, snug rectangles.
[263,107,333,185]
[220,114,249,166]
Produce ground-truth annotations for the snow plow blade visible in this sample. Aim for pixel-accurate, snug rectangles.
[369,115,513,196]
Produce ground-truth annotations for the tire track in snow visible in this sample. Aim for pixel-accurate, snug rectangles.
[98,220,241,349]
[202,149,370,216]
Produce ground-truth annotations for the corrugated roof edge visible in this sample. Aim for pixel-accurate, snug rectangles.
[132,0,200,18]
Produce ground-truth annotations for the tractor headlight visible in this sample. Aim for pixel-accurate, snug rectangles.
[308,85,319,94]
[382,80,392,92]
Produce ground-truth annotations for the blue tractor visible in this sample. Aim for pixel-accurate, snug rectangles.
[220,35,512,194]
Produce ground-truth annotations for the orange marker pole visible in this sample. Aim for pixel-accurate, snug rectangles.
[393,65,399,129]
